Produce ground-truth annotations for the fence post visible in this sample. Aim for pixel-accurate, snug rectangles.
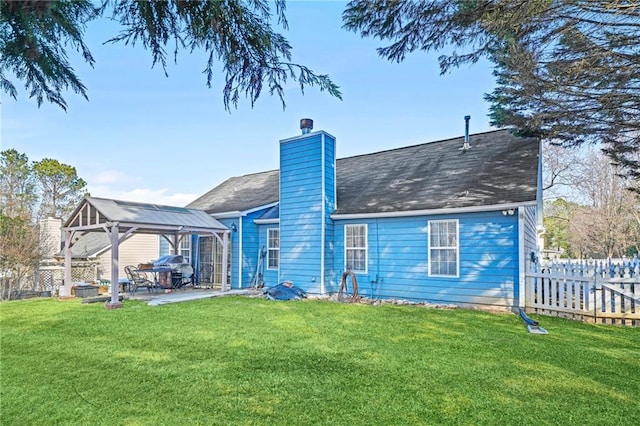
[593,273,602,324]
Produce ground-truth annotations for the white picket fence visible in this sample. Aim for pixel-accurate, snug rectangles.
[525,258,639,326]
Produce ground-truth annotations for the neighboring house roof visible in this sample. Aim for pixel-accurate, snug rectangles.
[67,232,111,259]
[187,129,539,216]
[63,232,138,259]
[64,197,228,233]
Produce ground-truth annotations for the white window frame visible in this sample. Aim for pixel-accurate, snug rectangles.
[179,237,191,264]
[266,228,279,270]
[428,219,459,278]
[344,224,368,274]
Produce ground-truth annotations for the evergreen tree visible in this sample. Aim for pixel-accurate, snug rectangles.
[343,0,640,181]
[1,0,341,111]
[32,158,88,220]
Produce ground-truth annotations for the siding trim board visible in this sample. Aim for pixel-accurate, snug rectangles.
[238,215,243,288]
[320,133,326,293]
[518,209,526,308]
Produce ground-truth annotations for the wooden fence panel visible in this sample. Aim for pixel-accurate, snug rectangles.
[525,259,639,326]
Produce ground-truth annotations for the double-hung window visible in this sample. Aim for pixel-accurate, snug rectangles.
[345,224,367,273]
[428,219,459,277]
[267,228,279,270]
[179,237,191,264]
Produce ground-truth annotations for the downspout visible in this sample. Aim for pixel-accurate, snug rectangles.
[320,133,326,294]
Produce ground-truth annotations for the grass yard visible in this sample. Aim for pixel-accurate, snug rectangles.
[1,297,638,425]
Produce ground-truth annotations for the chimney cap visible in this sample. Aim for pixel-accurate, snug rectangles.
[300,118,313,134]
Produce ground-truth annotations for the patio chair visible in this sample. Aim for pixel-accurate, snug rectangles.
[171,270,195,290]
[124,265,156,296]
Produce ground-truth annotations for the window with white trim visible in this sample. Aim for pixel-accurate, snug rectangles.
[428,220,459,277]
[345,224,367,273]
[179,237,191,264]
[267,228,279,270]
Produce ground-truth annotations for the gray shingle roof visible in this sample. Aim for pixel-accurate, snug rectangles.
[68,232,110,258]
[188,170,279,214]
[187,129,539,216]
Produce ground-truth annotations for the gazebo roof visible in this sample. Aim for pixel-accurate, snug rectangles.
[59,197,231,304]
[63,197,228,234]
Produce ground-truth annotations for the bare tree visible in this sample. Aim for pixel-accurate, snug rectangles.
[542,142,582,199]
[0,213,43,300]
[0,150,91,297]
[567,149,639,258]
[0,149,37,219]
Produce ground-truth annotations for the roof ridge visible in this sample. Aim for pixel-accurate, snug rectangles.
[225,168,279,181]
[336,129,511,162]
[88,195,200,211]
[217,129,513,180]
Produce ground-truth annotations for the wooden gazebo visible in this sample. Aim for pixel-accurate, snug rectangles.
[62,197,230,308]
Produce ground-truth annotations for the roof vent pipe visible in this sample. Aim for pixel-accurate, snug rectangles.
[462,115,471,150]
[300,118,313,134]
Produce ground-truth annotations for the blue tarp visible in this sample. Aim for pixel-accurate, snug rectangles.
[264,283,306,301]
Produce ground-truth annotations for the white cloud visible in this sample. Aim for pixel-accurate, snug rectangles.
[88,185,198,207]
[91,169,132,185]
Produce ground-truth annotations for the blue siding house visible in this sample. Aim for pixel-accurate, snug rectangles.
[188,119,542,309]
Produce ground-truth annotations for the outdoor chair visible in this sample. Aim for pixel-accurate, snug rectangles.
[124,265,156,296]
[171,270,195,290]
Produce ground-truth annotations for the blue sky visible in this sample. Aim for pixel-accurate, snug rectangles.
[1,1,497,207]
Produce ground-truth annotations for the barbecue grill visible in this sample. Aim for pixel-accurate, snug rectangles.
[152,255,194,288]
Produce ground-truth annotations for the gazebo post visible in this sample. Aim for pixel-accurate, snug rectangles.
[172,233,180,255]
[105,223,123,309]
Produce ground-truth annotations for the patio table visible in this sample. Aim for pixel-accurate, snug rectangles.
[139,266,172,290]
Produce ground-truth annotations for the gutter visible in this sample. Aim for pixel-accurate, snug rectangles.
[212,202,279,220]
[254,218,279,225]
[331,201,536,220]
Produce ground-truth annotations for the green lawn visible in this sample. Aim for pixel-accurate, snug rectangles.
[1,297,638,425]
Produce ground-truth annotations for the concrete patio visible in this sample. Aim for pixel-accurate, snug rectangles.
[128,287,250,306]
